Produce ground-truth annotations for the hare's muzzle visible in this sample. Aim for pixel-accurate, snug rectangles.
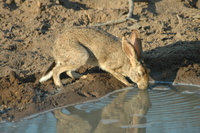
[137,81,149,90]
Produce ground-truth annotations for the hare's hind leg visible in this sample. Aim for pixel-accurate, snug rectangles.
[52,43,90,90]
[53,65,84,90]
[39,61,56,83]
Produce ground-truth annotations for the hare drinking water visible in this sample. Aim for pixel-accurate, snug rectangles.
[39,27,149,90]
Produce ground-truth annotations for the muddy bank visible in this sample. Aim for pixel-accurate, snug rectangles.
[0,0,200,121]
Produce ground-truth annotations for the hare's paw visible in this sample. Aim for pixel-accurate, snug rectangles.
[80,75,87,79]
[55,85,64,92]
[126,83,134,87]
[62,78,75,85]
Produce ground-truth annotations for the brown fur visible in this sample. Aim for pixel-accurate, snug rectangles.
[40,27,149,90]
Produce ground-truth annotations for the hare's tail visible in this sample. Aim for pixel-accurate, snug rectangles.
[39,61,56,83]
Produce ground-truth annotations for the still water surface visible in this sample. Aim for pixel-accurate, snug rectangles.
[1,83,200,133]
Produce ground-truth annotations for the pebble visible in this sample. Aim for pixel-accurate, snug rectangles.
[175,32,182,40]
[146,36,154,42]
[127,23,141,30]
[151,85,171,91]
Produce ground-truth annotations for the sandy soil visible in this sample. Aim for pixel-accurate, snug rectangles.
[0,0,200,121]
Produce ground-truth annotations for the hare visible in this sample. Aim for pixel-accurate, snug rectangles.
[39,27,149,90]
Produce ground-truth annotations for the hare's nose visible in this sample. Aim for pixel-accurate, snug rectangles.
[138,82,148,90]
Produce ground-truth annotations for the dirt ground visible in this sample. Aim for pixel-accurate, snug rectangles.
[0,0,200,121]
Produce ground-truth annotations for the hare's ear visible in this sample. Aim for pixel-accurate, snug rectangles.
[122,37,138,62]
[129,29,143,60]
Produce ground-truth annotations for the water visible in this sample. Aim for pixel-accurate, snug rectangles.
[1,83,200,133]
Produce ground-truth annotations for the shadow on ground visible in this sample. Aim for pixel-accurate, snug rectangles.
[144,41,200,83]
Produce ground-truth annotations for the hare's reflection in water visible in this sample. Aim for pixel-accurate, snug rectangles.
[53,90,151,133]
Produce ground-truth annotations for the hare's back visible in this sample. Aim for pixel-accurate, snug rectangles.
[53,27,122,65]
[53,30,91,65]
[69,28,122,54]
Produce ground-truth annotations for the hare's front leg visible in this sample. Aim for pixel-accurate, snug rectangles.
[109,70,133,86]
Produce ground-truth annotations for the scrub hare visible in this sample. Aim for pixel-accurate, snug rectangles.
[39,28,149,90]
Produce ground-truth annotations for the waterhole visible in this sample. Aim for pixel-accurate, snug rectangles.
[1,83,200,133]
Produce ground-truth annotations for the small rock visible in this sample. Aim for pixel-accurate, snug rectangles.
[139,17,148,21]
[146,36,154,42]
[14,0,24,5]
[9,71,18,83]
[193,14,200,19]
[127,23,141,30]
[197,0,200,8]
[175,32,182,40]
[56,17,66,23]
[55,0,60,4]
[6,0,13,4]
[151,85,171,91]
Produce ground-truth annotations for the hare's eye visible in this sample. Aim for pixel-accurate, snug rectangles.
[137,72,141,77]
[138,70,144,77]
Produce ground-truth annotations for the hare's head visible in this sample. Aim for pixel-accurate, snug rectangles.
[128,61,150,90]
[122,30,150,90]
